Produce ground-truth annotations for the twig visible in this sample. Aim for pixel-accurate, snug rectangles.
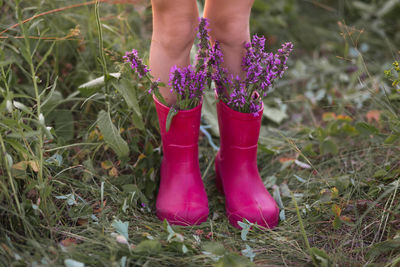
[0,0,144,36]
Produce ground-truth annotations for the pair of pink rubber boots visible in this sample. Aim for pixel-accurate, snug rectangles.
[153,95,279,229]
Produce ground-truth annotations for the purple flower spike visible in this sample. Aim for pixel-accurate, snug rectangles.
[212,34,293,113]
[123,49,150,78]
[196,18,211,66]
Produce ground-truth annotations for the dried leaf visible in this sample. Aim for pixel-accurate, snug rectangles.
[109,167,118,177]
[101,160,113,170]
[77,218,88,226]
[60,238,78,247]
[28,160,39,172]
[12,161,28,171]
[322,112,336,121]
[279,157,296,163]
[366,110,381,123]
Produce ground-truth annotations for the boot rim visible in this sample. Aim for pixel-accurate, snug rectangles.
[152,94,203,116]
[216,95,264,121]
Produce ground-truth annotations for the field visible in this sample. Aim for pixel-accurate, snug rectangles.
[1,0,400,266]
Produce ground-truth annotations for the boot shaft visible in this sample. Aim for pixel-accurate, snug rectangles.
[216,99,263,156]
[153,95,202,151]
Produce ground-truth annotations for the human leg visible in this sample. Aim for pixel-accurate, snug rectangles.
[150,0,199,105]
[205,0,279,229]
[150,1,209,225]
[204,0,254,79]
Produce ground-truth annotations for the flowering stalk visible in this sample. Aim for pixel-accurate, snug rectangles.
[123,49,166,106]
[212,35,293,116]
[124,18,211,112]
[167,17,211,110]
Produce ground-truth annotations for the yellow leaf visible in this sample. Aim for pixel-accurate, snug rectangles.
[28,161,39,172]
[322,112,336,121]
[332,204,341,216]
[101,160,113,170]
[279,157,296,163]
[340,216,352,223]
[12,161,28,171]
[109,167,118,177]
[331,187,339,198]
[336,115,352,122]
[366,110,381,123]
[88,130,98,140]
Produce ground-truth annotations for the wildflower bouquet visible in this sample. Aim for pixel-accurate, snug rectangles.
[210,35,293,115]
[123,18,211,111]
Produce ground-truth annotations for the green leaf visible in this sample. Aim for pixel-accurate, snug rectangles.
[237,221,252,241]
[65,259,85,267]
[153,90,167,106]
[202,92,219,136]
[166,107,178,132]
[214,253,255,267]
[36,41,55,71]
[112,79,144,130]
[366,239,400,259]
[355,122,379,136]
[320,139,338,155]
[134,240,161,254]
[202,242,226,256]
[53,109,74,141]
[111,219,129,240]
[0,59,16,68]
[263,104,288,124]
[79,72,120,89]
[241,245,256,262]
[332,215,341,230]
[384,134,400,144]
[309,247,331,267]
[373,169,387,178]
[97,110,129,160]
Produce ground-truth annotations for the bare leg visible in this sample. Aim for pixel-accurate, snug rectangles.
[204,0,254,80]
[150,0,199,105]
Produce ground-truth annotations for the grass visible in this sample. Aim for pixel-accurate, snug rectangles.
[1,0,400,266]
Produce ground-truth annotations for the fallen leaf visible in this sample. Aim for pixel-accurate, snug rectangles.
[332,204,341,216]
[109,167,118,177]
[12,161,28,171]
[28,160,39,172]
[115,235,128,245]
[340,216,353,222]
[60,238,78,247]
[294,159,311,169]
[366,110,381,123]
[336,114,352,121]
[92,200,106,214]
[322,112,336,121]
[279,157,296,163]
[195,229,204,236]
[65,259,85,267]
[101,160,113,170]
[77,218,88,226]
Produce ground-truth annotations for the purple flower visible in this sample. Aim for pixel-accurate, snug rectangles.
[123,49,150,78]
[196,18,211,66]
[212,34,293,113]
[148,79,160,94]
[208,41,224,68]
[168,64,207,102]
[228,77,247,108]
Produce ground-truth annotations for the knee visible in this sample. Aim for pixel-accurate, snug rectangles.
[206,0,254,47]
[152,1,198,55]
[211,18,250,47]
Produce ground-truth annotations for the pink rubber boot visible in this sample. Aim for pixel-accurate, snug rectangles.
[215,99,279,229]
[153,95,209,226]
